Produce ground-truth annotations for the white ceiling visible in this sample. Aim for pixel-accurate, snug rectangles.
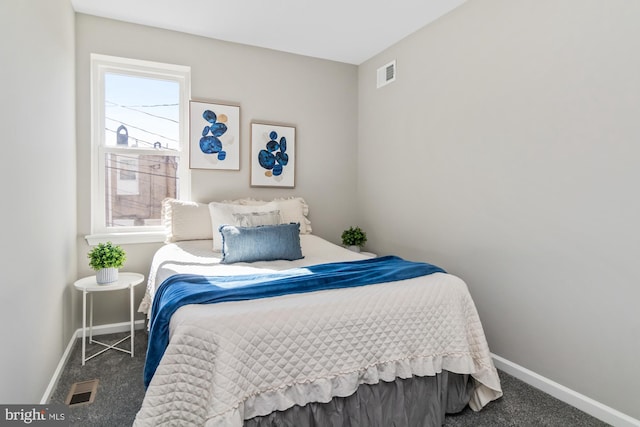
[70,0,466,65]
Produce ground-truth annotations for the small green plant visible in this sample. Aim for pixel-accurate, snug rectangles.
[341,226,367,248]
[88,242,126,270]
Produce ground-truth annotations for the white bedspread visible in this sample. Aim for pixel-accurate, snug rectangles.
[134,235,502,426]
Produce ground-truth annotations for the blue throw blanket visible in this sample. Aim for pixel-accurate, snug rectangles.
[144,255,445,386]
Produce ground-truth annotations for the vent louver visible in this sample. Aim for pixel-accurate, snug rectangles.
[377,60,396,88]
[386,63,395,80]
[65,379,98,407]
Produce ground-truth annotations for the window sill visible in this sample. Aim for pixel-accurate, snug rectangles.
[85,231,167,246]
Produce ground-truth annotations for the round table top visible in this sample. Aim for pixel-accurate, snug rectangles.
[74,272,145,292]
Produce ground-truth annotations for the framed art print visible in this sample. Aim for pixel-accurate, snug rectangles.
[250,122,296,188]
[189,100,240,170]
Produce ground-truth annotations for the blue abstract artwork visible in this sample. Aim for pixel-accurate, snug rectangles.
[251,123,295,187]
[258,131,289,177]
[199,109,227,161]
[190,101,240,170]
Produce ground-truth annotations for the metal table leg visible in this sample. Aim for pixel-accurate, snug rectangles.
[130,283,134,357]
[82,289,87,366]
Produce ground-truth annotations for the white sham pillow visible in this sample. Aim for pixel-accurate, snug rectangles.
[209,201,282,251]
[163,198,212,243]
[163,197,311,243]
[224,197,312,234]
[232,210,281,227]
[271,198,312,234]
[221,197,265,206]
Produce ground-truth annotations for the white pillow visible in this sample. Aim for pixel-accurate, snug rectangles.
[233,210,281,227]
[209,201,282,251]
[163,198,212,243]
[163,197,311,243]
[224,197,312,234]
[163,198,264,243]
[221,197,265,206]
[272,197,312,234]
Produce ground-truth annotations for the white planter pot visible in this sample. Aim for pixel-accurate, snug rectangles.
[96,267,119,284]
[346,245,361,253]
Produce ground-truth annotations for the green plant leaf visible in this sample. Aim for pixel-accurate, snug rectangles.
[88,241,127,270]
[341,226,367,247]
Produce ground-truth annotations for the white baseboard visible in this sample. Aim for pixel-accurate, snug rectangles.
[78,319,146,337]
[40,320,146,404]
[492,353,640,427]
[40,329,78,404]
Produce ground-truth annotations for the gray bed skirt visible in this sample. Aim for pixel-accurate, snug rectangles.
[245,371,474,427]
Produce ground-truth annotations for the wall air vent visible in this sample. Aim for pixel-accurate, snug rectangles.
[376,60,396,88]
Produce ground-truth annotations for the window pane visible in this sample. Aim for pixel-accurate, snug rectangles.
[92,55,190,235]
[104,73,180,151]
[105,153,179,227]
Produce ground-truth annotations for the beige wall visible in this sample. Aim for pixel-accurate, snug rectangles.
[358,0,640,419]
[75,14,359,325]
[0,0,77,403]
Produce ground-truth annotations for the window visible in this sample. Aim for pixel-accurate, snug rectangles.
[88,54,191,244]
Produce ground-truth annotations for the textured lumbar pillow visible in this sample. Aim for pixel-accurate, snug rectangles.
[219,223,303,264]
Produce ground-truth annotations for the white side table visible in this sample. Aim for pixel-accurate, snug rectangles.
[73,272,144,365]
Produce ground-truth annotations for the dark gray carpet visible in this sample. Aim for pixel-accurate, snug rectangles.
[48,331,147,426]
[48,331,610,426]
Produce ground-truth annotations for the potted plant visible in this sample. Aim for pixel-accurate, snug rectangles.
[88,242,127,284]
[341,226,367,252]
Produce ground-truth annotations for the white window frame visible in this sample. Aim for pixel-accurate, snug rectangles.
[87,54,191,245]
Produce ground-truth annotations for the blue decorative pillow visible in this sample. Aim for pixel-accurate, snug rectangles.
[219,223,304,264]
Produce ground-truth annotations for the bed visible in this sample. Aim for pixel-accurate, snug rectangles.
[134,197,502,426]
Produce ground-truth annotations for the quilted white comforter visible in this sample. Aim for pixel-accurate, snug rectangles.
[135,235,502,426]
